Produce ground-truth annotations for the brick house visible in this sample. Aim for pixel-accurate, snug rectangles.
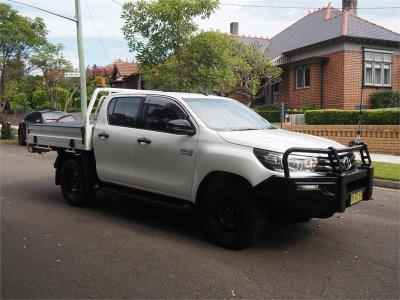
[109,60,143,89]
[235,0,400,109]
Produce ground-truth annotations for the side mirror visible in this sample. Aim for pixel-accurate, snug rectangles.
[166,119,196,136]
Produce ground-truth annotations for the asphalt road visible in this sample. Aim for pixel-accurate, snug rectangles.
[1,142,399,299]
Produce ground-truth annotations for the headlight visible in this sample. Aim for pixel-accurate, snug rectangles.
[254,149,318,173]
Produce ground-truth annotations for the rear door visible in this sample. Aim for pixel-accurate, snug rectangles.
[133,95,199,197]
[93,96,144,185]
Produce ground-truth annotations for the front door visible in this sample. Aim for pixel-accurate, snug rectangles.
[93,96,144,185]
[134,96,199,197]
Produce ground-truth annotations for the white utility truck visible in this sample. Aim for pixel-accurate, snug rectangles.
[27,88,373,249]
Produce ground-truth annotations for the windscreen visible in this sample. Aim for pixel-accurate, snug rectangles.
[183,98,274,131]
[42,112,71,122]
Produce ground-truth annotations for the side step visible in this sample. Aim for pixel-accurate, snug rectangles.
[96,182,194,211]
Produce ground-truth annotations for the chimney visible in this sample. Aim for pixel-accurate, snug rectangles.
[342,0,358,15]
[230,22,239,35]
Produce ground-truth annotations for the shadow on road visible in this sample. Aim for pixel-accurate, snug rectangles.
[84,191,313,250]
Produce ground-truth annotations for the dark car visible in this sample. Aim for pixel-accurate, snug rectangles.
[18,111,77,146]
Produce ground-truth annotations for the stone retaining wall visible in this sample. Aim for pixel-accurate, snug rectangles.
[282,124,400,155]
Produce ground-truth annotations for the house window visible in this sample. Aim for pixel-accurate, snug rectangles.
[364,50,392,87]
[296,65,310,89]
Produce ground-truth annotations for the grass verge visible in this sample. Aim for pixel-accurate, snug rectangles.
[373,162,400,181]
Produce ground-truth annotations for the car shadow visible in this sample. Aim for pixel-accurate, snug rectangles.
[84,191,314,250]
[5,177,315,251]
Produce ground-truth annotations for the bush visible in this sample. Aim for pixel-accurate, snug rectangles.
[370,90,400,108]
[305,109,400,125]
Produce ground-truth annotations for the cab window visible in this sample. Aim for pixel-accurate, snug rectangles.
[143,97,187,132]
[108,97,143,128]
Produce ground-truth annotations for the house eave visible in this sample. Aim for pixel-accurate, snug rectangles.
[273,35,399,66]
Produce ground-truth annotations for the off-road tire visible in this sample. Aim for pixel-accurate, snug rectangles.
[60,159,96,206]
[201,178,266,250]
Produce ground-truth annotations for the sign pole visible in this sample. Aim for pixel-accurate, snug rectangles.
[75,0,87,119]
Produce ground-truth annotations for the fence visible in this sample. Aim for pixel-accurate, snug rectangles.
[282,124,400,155]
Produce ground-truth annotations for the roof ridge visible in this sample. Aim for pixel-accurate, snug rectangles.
[270,6,338,41]
[342,11,349,35]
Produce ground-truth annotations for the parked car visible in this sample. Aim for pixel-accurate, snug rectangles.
[25,88,373,249]
[18,111,76,146]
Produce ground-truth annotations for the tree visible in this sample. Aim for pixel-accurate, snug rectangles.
[30,43,74,110]
[139,30,281,105]
[10,92,29,111]
[0,4,47,111]
[227,40,282,105]
[181,31,237,93]
[32,87,70,111]
[122,0,219,90]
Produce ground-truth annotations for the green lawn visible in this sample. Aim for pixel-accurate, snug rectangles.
[373,162,400,181]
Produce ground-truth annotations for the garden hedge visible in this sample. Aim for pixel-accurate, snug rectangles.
[305,109,400,125]
[370,90,400,109]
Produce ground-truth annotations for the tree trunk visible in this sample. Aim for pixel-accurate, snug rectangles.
[0,118,13,139]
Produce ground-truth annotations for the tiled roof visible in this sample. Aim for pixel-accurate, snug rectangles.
[235,35,270,53]
[266,6,400,59]
[114,60,139,76]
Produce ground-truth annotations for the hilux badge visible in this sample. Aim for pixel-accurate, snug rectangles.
[180,148,194,156]
[342,156,352,171]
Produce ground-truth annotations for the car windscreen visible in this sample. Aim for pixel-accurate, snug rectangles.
[42,112,74,122]
[183,98,274,131]
[56,115,77,122]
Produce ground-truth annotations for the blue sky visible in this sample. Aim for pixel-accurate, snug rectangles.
[4,0,400,68]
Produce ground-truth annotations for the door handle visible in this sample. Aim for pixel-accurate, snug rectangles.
[98,132,109,139]
[137,137,151,145]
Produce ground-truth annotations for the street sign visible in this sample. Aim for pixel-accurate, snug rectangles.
[64,72,80,78]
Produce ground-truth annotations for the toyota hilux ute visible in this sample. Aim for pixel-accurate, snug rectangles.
[26,88,373,249]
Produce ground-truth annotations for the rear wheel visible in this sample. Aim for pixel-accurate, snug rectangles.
[60,159,96,206]
[201,179,266,250]
[18,129,26,146]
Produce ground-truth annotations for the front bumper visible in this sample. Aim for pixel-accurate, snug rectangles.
[254,166,373,217]
[254,143,374,218]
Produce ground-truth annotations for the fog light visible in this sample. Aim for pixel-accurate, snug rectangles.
[297,184,320,191]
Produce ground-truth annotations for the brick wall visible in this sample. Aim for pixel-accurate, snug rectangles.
[282,124,400,155]
[277,49,400,109]
[343,51,400,109]
[324,51,345,108]
[278,64,322,109]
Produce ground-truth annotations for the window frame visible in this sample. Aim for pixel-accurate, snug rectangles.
[295,65,310,90]
[107,96,145,128]
[140,95,195,134]
[364,49,392,88]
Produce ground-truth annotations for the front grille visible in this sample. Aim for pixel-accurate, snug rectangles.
[316,152,357,174]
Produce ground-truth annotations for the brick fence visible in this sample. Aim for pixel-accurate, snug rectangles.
[282,124,400,155]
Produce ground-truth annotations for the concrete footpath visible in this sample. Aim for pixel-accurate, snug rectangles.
[368,153,400,164]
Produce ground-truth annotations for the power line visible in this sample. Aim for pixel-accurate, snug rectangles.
[111,0,122,6]
[220,3,400,9]
[109,0,399,10]
[5,0,77,21]
[84,0,113,62]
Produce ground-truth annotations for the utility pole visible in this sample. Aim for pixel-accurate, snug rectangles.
[6,0,88,119]
[75,0,87,117]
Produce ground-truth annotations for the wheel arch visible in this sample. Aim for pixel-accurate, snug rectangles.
[195,171,253,207]
[55,150,98,185]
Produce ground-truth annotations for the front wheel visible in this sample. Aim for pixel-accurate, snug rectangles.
[201,179,266,250]
[60,159,96,206]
